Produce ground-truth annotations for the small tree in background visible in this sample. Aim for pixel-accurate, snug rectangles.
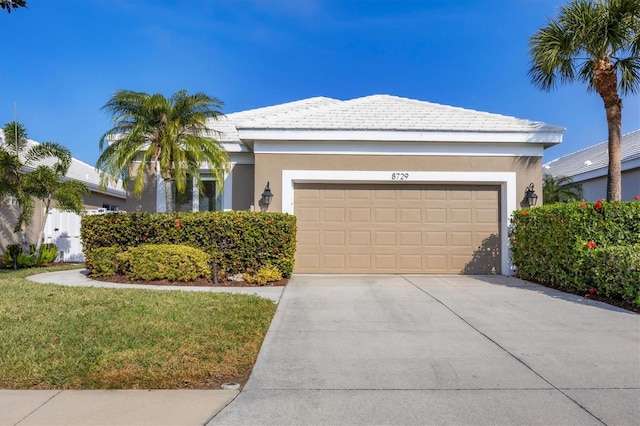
[25,161,89,253]
[0,121,87,254]
[542,174,584,204]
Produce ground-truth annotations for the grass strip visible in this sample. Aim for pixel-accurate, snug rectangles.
[0,265,276,389]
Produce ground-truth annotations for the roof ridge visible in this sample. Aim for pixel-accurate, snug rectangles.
[228,96,340,119]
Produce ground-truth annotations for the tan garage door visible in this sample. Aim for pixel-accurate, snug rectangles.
[294,183,500,274]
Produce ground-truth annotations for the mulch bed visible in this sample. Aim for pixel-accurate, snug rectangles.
[90,274,288,288]
[529,279,639,314]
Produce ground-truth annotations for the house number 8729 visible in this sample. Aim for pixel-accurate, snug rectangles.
[391,172,409,180]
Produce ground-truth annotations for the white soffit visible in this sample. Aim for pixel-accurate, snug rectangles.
[253,140,545,157]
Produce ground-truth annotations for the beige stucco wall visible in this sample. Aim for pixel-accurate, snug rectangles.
[0,201,40,252]
[254,154,543,212]
[83,192,126,210]
[232,164,255,211]
[122,163,158,212]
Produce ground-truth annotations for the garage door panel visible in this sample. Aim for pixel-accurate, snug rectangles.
[295,183,500,274]
[297,254,320,270]
[349,208,371,222]
[323,230,345,246]
[349,231,371,246]
[400,208,421,223]
[425,208,447,223]
[399,231,421,247]
[450,231,473,247]
[374,208,396,222]
[323,207,345,222]
[324,254,346,269]
[375,255,397,270]
[450,208,473,223]
[425,231,447,247]
[349,254,371,269]
[425,189,447,200]
[298,230,320,245]
[298,207,320,222]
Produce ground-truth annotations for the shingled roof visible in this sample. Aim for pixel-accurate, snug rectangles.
[543,130,640,178]
[210,94,564,144]
[0,130,125,199]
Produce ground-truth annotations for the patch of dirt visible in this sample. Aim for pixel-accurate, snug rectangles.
[90,274,288,288]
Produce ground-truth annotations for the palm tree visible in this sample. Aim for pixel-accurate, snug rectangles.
[542,174,584,204]
[97,90,230,213]
[529,0,640,201]
[0,0,27,13]
[0,121,75,251]
[25,162,89,253]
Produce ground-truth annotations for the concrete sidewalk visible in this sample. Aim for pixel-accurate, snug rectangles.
[1,390,238,426]
[26,269,285,302]
[210,275,640,425]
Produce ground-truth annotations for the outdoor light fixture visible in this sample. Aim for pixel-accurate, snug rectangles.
[524,183,538,207]
[261,182,273,207]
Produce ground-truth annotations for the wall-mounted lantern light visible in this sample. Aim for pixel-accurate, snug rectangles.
[261,182,273,208]
[524,183,538,207]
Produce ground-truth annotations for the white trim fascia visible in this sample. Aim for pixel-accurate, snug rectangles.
[221,142,250,153]
[569,157,640,183]
[240,129,563,144]
[281,170,517,276]
[254,141,544,157]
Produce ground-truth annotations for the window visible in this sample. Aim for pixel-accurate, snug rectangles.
[198,180,217,212]
[102,204,119,212]
[172,176,219,212]
[173,176,194,212]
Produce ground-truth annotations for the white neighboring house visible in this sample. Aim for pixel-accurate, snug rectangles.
[543,130,640,201]
[0,131,126,262]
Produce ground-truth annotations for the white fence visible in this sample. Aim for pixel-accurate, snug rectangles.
[43,208,123,262]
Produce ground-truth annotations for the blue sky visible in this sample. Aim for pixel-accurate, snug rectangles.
[1,0,638,167]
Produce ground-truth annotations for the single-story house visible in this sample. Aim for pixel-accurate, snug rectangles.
[543,130,640,201]
[0,130,125,260]
[124,94,564,275]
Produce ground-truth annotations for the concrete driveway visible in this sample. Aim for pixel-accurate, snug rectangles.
[209,275,639,425]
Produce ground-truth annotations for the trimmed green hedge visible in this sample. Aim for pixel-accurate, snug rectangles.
[81,211,296,277]
[587,245,640,305]
[118,244,211,282]
[509,200,640,306]
[85,247,120,277]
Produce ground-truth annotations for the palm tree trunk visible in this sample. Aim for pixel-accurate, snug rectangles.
[164,178,174,213]
[594,58,622,201]
[605,103,622,201]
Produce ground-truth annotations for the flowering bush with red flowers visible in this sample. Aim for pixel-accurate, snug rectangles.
[510,200,640,308]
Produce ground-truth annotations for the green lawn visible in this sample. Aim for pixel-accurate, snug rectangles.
[0,265,276,389]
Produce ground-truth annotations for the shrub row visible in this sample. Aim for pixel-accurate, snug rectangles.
[86,244,212,282]
[1,243,59,269]
[81,211,297,277]
[509,200,640,306]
